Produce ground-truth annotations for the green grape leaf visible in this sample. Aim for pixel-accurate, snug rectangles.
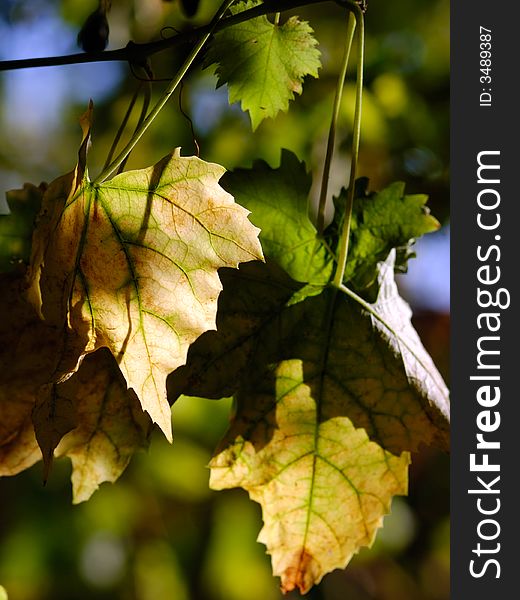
[327,179,440,298]
[205,2,321,129]
[210,357,410,593]
[55,349,152,503]
[0,183,45,274]
[171,153,448,451]
[221,150,332,287]
[26,107,263,442]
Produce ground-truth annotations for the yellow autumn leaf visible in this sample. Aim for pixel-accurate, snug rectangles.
[26,108,263,441]
[0,275,152,498]
[55,349,152,503]
[210,359,409,594]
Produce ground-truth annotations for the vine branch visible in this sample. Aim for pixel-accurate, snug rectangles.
[0,0,328,72]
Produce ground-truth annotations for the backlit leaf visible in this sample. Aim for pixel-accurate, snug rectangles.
[205,2,321,129]
[26,111,263,441]
[0,276,152,498]
[175,153,448,453]
[209,257,448,590]
[221,150,332,287]
[210,358,409,593]
[55,349,152,503]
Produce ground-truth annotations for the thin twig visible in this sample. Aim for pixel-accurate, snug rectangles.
[117,78,151,174]
[179,81,200,157]
[103,83,142,170]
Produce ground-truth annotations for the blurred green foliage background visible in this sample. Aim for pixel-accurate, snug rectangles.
[0,1,449,598]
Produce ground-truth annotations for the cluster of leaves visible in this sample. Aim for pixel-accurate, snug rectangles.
[0,2,449,595]
[171,151,449,592]
[0,103,262,493]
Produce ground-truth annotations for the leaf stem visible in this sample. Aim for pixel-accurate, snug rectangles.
[117,79,151,174]
[316,13,356,234]
[103,83,142,170]
[331,2,364,288]
[93,0,236,183]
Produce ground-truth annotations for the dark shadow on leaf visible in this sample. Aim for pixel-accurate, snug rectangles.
[170,263,449,456]
[167,259,302,403]
[137,153,170,245]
